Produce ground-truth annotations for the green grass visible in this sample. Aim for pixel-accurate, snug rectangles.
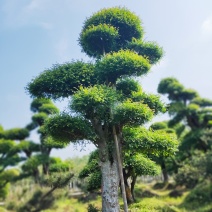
[2,179,212,212]
[43,195,102,212]
[129,182,187,212]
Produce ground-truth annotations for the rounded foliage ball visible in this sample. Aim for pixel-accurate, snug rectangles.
[79,7,144,57]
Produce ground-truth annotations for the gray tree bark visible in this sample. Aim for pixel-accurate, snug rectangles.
[101,158,120,212]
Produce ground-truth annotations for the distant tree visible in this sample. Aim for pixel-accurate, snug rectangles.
[158,78,212,154]
[40,157,74,198]
[27,7,177,211]
[0,169,19,199]
[149,121,178,182]
[0,127,29,141]
[158,78,212,190]
[0,125,28,198]
[21,98,66,182]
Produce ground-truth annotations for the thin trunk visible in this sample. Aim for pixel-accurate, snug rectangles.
[43,163,49,175]
[42,147,51,175]
[125,184,134,204]
[123,170,134,204]
[131,175,137,202]
[33,168,39,183]
[112,126,128,211]
[161,160,168,183]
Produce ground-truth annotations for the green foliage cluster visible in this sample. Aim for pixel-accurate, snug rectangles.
[78,150,101,191]
[80,24,119,58]
[126,39,164,65]
[116,78,141,98]
[175,150,212,189]
[27,61,96,99]
[22,154,49,172]
[44,113,95,143]
[114,101,153,126]
[123,127,178,156]
[71,85,118,120]
[41,158,74,189]
[0,128,29,140]
[123,153,160,176]
[95,50,150,83]
[80,7,144,57]
[182,180,212,211]
[0,169,19,199]
[0,140,22,169]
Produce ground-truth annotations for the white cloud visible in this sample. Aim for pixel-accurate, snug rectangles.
[55,36,71,62]
[201,16,212,38]
[38,22,53,30]
[2,0,52,29]
[24,0,43,12]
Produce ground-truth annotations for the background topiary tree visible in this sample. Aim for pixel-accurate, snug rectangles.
[27,7,177,211]
[149,121,178,183]
[0,125,29,198]
[40,157,74,199]
[25,98,65,176]
[158,78,212,189]
[158,77,212,153]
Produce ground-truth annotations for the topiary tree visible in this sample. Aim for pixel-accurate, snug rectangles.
[158,77,212,153]
[25,98,65,175]
[26,7,177,211]
[158,78,212,189]
[0,169,19,199]
[149,121,179,182]
[123,126,177,199]
[21,154,49,183]
[0,125,27,198]
[40,157,74,199]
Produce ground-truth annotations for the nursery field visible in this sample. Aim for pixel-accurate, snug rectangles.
[1,178,212,212]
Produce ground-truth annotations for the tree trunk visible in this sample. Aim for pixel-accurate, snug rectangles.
[131,175,137,202]
[125,184,134,204]
[33,168,39,183]
[123,170,134,204]
[161,160,168,183]
[92,117,121,211]
[101,159,120,212]
[43,163,49,175]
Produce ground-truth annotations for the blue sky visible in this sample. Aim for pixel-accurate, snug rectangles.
[1,0,212,159]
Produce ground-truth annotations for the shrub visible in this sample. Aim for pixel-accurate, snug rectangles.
[174,164,199,189]
[87,204,100,212]
[182,181,212,210]
[129,197,180,212]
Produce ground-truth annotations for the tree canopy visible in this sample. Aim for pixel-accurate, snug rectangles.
[26,7,175,211]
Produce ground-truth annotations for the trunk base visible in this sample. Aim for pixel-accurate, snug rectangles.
[101,160,120,212]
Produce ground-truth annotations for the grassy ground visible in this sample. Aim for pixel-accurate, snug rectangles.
[2,180,212,212]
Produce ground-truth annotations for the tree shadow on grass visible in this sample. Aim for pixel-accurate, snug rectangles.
[17,190,55,212]
[79,191,101,203]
